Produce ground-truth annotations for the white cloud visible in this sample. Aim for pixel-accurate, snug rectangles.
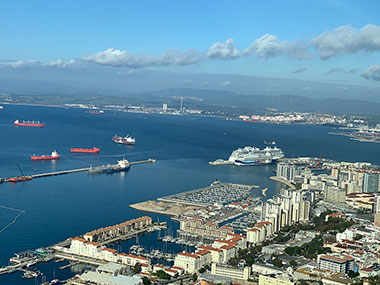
[206,38,239,59]
[361,64,380,81]
[0,59,76,68]
[243,34,310,60]
[83,48,202,68]
[221,81,232,87]
[312,24,380,59]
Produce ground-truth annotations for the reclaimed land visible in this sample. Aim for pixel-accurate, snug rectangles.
[129,200,206,217]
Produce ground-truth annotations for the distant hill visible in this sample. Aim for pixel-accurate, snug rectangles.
[1,78,380,116]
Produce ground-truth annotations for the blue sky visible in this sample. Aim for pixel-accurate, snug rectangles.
[1,0,380,86]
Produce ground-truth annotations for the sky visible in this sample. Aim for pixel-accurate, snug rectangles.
[1,0,380,88]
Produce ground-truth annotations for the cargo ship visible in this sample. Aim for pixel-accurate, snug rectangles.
[88,110,104,114]
[70,147,100,153]
[88,158,130,174]
[8,176,33,183]
[112,135,136,145]
[31,150,60,161]
[14,120,45,127]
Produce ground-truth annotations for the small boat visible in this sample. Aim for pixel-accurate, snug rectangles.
[88,110,104,114]
[70,147,100,153]
[14,120,45,127]
[31,150,60,161]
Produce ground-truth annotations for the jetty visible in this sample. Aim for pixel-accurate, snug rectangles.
[3,159,156,182]
[269,176,296,189]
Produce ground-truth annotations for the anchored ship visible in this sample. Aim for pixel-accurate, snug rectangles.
[70,147,100,153]
[229,146,284,166]
[88,158,130,174]
[14,120,45,127]
[31,150,60,161]
[112,135,136,145]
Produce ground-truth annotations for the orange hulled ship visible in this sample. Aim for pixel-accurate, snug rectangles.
[14,120,45,127]
[70,147,100,153]
[31,151,60,161]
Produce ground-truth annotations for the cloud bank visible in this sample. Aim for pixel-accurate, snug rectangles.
[243,34,310,60]
[206,38,239,59]
[312,24,380,59]
[361,64,380,81]
[83,48,202,68]
[0,59,76,68]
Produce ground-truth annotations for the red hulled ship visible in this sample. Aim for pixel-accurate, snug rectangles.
[31,150,60,161]
[14,120,45,127]
[70,147,100,153]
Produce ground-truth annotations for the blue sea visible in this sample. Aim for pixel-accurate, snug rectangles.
[0,105,379,284]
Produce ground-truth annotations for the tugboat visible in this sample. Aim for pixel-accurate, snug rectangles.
[112,135,136,145]
[31,150,60,161]
[70,147,100,153]
[14,120,45,127]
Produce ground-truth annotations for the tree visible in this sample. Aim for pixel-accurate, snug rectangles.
[192,273,197,282]
[155,270,170,280]
[142,276,151,285]
[289,260,297,267]
[273,258,282,268]
[133,263,141,274]
[348,270,359,278]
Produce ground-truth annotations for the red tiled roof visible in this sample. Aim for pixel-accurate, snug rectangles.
[221,243,236,250]
[320,255,346,263]
[101,248,117,253]
[177,252,199,258]
[71,237,88,243]
[198,246,222,252]
[195,249,210,256]
[86,242,101,247]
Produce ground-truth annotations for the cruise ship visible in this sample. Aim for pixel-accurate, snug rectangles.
[228,146,284,166]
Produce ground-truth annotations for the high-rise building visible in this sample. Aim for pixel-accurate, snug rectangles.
[363,173,379,193]
[162,103,168,111]
[261,188,310,233]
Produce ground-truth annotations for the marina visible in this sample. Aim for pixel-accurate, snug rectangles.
[158,181,257,206]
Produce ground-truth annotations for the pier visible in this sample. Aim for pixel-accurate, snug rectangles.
[2,158,156,182]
